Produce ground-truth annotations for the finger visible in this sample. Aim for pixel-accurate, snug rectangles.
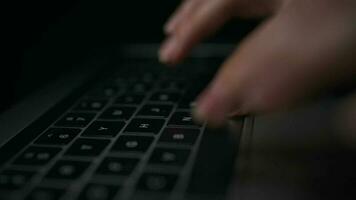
[165,0,281,35]
[193,1,356,126]
[160,0,234,64]
[233,0,282,18]
[164,0,202,34]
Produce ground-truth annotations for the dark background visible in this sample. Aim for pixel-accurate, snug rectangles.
[1,0,256,112]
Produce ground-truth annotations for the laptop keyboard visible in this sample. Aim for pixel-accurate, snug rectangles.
[0,59,242,200]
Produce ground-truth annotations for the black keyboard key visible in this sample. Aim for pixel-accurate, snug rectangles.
[13,146,61,166]
[149,92,181,103]
[124,118,164,134]
[56,113,95,128]
[137,104,173,117]
[129,82,152,93]
[46,160,90,180]
[78,183,120,200]
[177,98,196,109]
[0,170,35,190]
[159,128,200,145]
[149,148,190,167]
[168,111,199,127]
[74,100,108,111]
[87,86,120,98]
[115,94,145,105]
[111,136,153,153]
[141,72,157,83]
[35,128,80,145]
[96,157,139,176]
[109,75,133,85]
[137,173,178,192]
[65,138,110,157]
[158,80,186,91]
[26,187,65,200]
[99,106,136,120]
[177,89,199,109]
[81,121,125,137]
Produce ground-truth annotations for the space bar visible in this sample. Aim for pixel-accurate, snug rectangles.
[186,120,242,198]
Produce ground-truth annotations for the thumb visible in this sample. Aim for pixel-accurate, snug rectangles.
[193,0,356,126]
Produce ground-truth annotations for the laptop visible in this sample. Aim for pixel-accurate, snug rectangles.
[0,43,247,199]
[1,1,354,200]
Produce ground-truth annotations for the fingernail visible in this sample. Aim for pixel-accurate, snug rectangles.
[191,89,210,124]
[164,22,175,34]
[193,102,225,128]
[192,86,229,127]
[192,105,207,125]
[159,38,177,64]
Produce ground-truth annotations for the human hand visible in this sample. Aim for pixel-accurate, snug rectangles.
[159,0,356,126]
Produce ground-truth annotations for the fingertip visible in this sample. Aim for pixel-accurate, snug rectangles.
[159,36,185,65]
[158,49,178,66]
[158,40,173,64]
[192,106,226,128]
[164,21,175,35]
[192,88,229,128]
[158,49,169,64]
[191,106,206,125]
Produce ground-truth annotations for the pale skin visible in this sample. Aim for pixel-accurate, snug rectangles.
[159,0,356,127]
